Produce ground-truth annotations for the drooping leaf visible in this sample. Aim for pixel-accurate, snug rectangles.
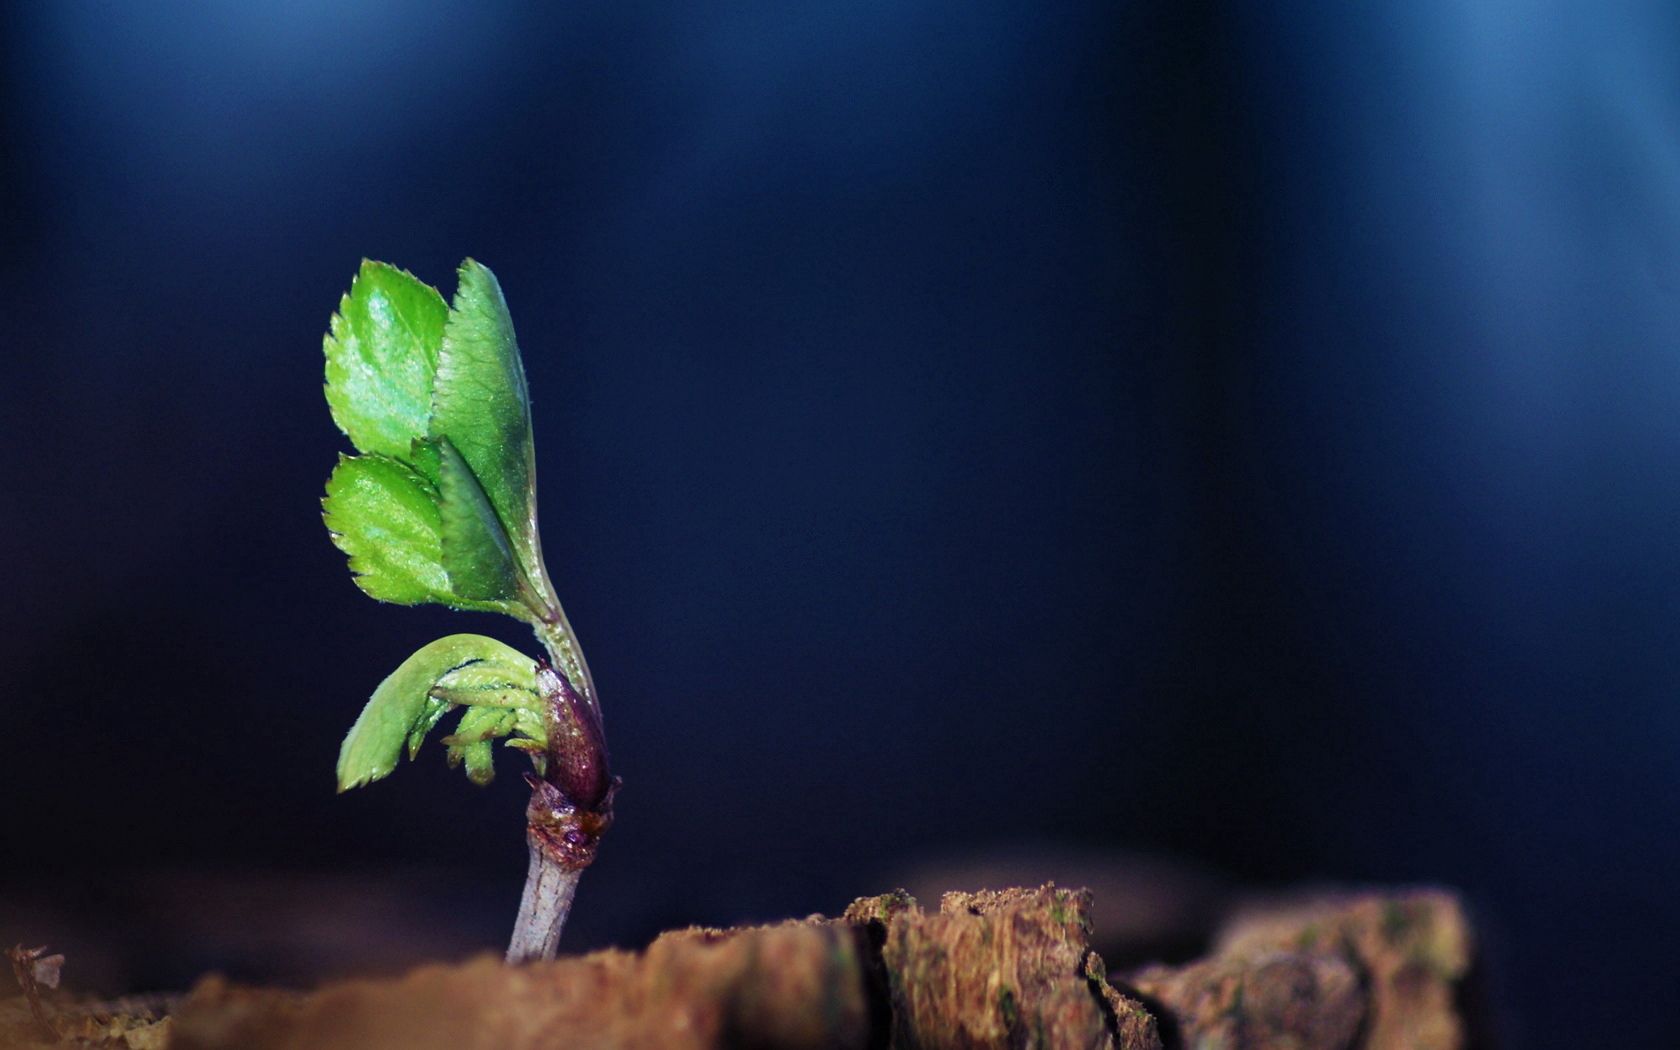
[405,685,545,760]
[444,707,522,785]
[324,261,448,469]
[437,437,527,605]
[449,739,496,786]
[336,634,538,791]
[430,260,545,596]
[448,705,515,744]
[442,706,550,786]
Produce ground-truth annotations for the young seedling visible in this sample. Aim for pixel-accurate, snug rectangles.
[322,259,615,962]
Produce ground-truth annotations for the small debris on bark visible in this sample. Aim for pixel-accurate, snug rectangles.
[8,944,64,1041]
[0,989,176,1049]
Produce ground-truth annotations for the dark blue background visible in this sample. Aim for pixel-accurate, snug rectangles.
[3,3,1677,1045]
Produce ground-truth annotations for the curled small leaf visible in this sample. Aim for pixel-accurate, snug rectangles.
[336,634,540,792]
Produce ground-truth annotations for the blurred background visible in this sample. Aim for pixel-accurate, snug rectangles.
[2,2,1677,1046]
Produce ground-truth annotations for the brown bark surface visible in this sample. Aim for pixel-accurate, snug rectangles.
[162,883,1157,1050]
[0,993,175,1049]
[168,918,873,1050]
[2,884,1476,1050]
[864,886,1160,1050]
[1128,888,1472,1050]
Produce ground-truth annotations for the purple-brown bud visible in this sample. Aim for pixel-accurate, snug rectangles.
[535,662,613,810]
[526,662,618,871]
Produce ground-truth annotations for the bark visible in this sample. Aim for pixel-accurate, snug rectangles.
[862,885,1161,1050]
[1126,951,1365,1050]
[169,919,873,1050]
[141,885,1474,1050]
[1127,888,1473,1050]
[167,883,1158,1050]
[0,992,176,1049]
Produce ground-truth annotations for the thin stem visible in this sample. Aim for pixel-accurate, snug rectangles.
[507,564,606,963]
[536,616,597,713]
[506,833,582,963]
[526,558,599,715]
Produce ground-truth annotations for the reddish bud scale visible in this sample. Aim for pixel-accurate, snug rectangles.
[526,662,619,871]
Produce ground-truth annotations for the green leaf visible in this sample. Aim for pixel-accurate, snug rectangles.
[433,661,540,696]
[430,260,546,599]
[449,739,496,786]
[448,705,517,743]
[430,685,539,709]
[441,703,549,786]
[336,634,538,792]
[406,436,443,489]
[324,261,448,468]
[323,451,525,614]
[437,437,526,604]
[444,708,517,785]
[322,453,450,606]
[406,695,451,761]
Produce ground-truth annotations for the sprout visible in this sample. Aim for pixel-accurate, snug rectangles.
[322,259,614,961]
